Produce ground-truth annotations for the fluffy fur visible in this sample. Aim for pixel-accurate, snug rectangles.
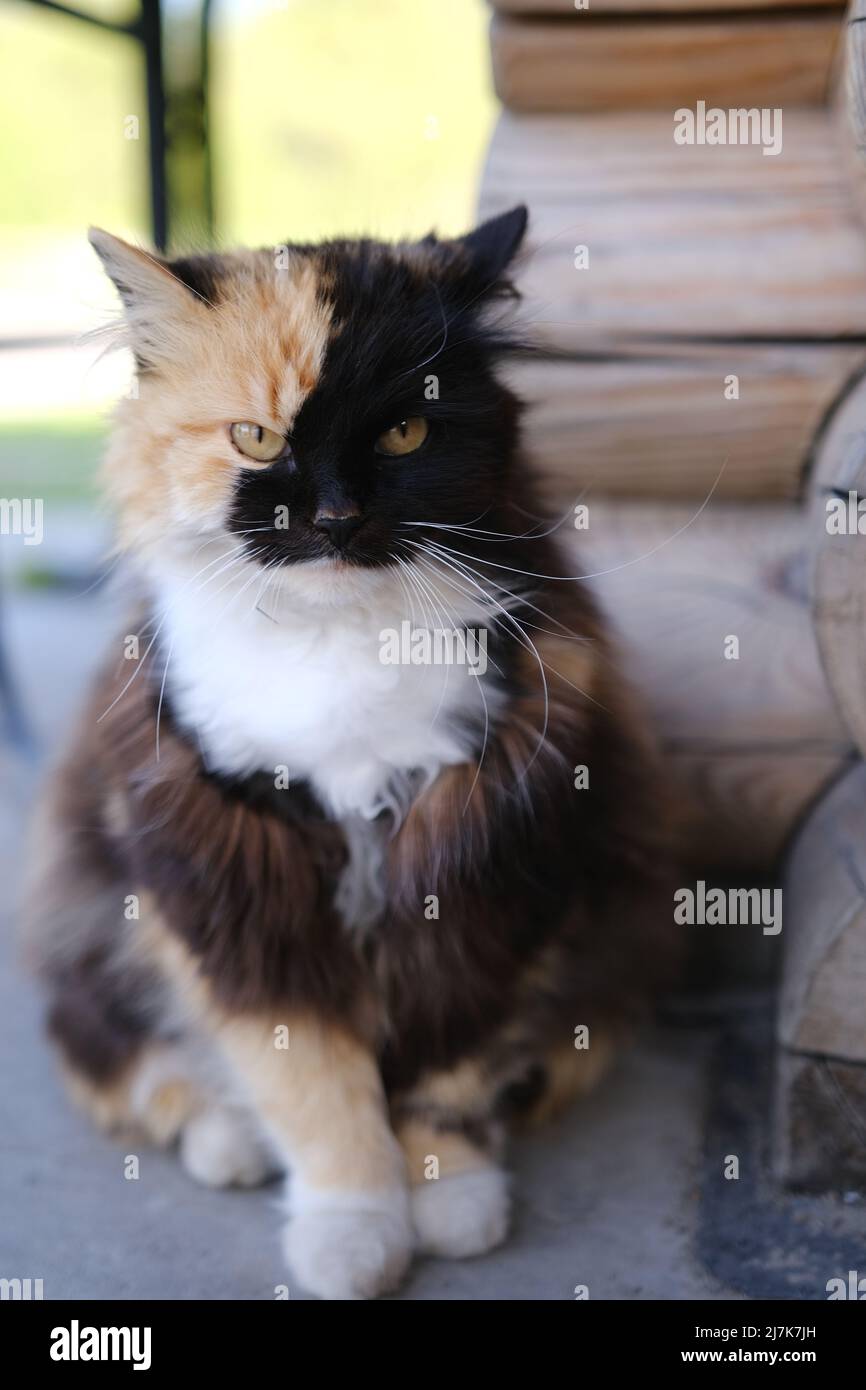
[23,209,679,1299]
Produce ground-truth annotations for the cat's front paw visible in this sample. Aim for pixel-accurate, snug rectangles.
[283,1194,413,1300]
[412,1167,510,1259]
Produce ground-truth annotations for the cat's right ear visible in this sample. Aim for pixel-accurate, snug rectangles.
[89,228,208,368]
[458,205,528,287]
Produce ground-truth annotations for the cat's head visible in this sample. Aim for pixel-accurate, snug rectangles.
[91,208,528,601]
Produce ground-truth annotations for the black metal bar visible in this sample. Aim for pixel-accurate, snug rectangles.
[141,0,168,251]
[0,588,34,753]
[20,1,215,255]
[201,0,214,238]
[2,0,216,751]
[27,0,140,37]
[158,0,213,251]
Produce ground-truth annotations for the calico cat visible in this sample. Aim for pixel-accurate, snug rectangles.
[24,207,677,1299]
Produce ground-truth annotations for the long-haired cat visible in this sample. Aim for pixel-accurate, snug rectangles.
[24,208,677,1299]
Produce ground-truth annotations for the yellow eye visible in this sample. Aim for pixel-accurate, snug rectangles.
[374,417,429,457]
[229,422,285,463]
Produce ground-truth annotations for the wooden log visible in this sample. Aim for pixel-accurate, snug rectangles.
[773,763,866,1189]
[561,502,850,870]
[779,357,866,1186]
[774,1052,866,1189]
[490,14,842,113]
[806,369,866,756]
[511,347,865,501]
[779,765,866,1061]
[479,109,866,348]
[491,0,843,11]
[832,0,866,227]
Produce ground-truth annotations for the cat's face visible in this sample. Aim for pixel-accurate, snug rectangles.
[92,209,527,594]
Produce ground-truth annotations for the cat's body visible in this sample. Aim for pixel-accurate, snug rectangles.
[24,210,678,1298]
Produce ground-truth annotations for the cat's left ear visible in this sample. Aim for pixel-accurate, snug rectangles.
[89,227,210,370]
[455,204,528,291]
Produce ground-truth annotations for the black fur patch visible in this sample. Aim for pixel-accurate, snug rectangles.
[47,951,158,1085]
[227,210,532,576]
[164,253,222,307]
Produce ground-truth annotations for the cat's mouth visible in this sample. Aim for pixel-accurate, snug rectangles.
[314,536,373,567]
[272,541,382,570]
[250,545,403,609]
[233,520,389,572]
[312,552,364,572]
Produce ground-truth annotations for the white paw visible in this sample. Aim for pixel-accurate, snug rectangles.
[180,1107,275,1188]
[412,1167,510,1258]
[283,1195,413,1300]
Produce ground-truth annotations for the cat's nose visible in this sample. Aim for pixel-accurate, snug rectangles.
[313,511,363,550]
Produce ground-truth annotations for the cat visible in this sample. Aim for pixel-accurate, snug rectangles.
[23,207,678,1299]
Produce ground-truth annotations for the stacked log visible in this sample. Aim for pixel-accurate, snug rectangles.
[477,0,866,1184]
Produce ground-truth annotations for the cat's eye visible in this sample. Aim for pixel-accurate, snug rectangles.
[229,422,286,463]
[374,417,429,457]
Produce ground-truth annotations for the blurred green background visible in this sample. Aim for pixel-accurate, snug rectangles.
[0,0,495,505]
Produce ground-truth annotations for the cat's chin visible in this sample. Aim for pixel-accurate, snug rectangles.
[149,536,401,615]
[267,555,400,609]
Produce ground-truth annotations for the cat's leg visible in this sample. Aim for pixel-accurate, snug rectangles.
[398,1116,510,1259]
[48,980,274,1188]
[518,1033,617,1129]
[393,1033,618,1259]
[393,1060,511,1260]
[25,769,276,1189]
[56,1036,199,1144]
[134,901,412,1297]
[197,1006,413,1299]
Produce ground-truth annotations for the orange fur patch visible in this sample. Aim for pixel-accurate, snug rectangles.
[397,1119,494,1185]
[129,908,401,1193]
[102,250,334,560]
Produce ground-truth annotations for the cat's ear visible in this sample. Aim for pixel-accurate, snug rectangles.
[89,228,209,368]
[455,204,528,290]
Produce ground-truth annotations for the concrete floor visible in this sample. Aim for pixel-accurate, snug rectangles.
[1,577,860,1300]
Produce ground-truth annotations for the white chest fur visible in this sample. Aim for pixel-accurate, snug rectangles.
[154,553,499,828]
